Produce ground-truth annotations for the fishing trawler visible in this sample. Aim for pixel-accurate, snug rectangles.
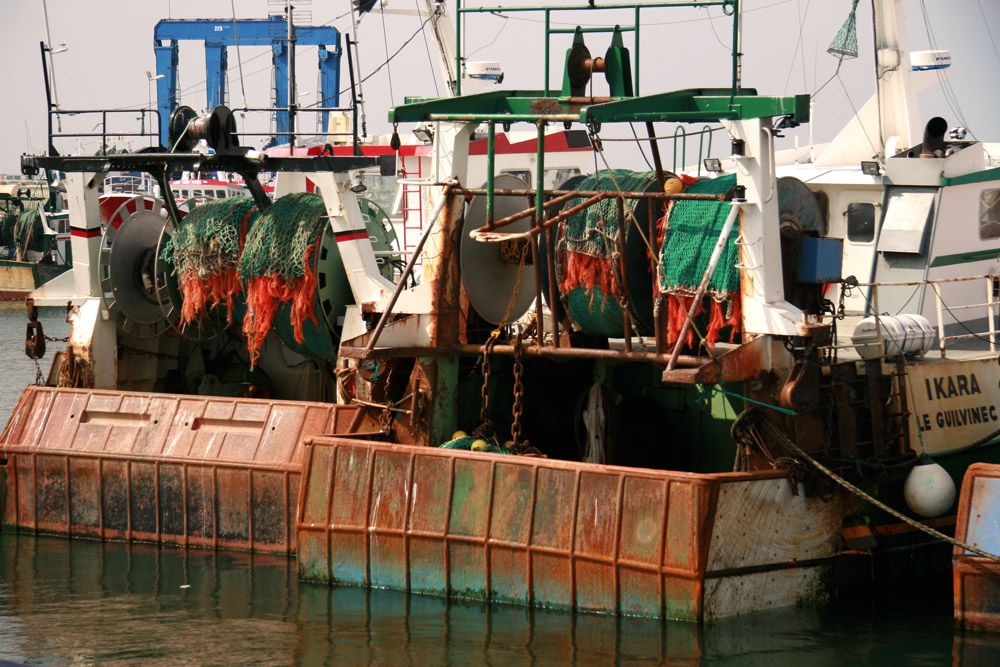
[3,0,1000,623]
[0,177,69,303]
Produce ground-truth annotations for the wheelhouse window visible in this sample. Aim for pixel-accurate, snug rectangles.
[847,202,876,243]
[980,189,1000,240]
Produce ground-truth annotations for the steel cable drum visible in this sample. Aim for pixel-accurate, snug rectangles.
[239,192,393,365]
[554,170,659,337]
[777,176,826,236]
[460,174,537,325]
[98,195,174,338]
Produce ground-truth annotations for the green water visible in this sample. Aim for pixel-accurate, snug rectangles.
[0,310,999,664]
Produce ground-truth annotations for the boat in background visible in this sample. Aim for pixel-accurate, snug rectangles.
[0,176,69,303]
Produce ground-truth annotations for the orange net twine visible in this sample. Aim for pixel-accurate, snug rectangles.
[241,237,321,367]
[558,250,619,307]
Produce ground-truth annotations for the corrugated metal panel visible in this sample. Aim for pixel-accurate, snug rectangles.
[296,437,727,621]
[1,386,369,553]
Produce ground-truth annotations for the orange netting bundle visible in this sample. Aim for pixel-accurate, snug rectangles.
[159,196,258,326]
[239,192,327,366]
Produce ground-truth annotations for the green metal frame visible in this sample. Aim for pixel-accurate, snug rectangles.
[453,0,741,96]
[390,89,810,126]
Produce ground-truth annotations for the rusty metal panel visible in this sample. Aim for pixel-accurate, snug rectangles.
[953,463,1000,631]
[297,437,730,621]
[1,386,366,554]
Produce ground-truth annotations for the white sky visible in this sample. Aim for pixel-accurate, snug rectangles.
[1,0,998,172]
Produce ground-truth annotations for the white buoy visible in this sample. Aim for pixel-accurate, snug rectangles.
[903,459,957,518]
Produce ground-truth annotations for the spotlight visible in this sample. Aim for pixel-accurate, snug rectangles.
[703,157,722,173]
[413,125,434,143]
[861,161,881,176]
[349,174,367,193]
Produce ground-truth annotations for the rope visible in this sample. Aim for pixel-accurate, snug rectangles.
[742,409,1000,564]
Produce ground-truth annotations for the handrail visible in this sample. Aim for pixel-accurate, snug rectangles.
[842,275,1000,358]
[453,1,740,97]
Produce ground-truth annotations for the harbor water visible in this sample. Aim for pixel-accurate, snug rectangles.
[0,309,998,665]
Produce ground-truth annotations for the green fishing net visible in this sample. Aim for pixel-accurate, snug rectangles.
[559,170,656,337]
[160,195,257,275]
[240,192,328,283]
[658,173,739,297]
[828,0,861,59]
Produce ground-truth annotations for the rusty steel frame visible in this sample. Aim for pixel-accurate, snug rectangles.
[295,437,793,621]
[953,462,1000,632]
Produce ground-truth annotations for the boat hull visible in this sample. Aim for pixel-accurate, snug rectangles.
[295,437,843,622]
[0,260,68,302]
[0,386,372,554]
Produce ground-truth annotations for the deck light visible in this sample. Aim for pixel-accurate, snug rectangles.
[861,161,881,176]
[703,157,722,173]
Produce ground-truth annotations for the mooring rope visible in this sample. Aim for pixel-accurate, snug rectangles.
[740,410,1000,564]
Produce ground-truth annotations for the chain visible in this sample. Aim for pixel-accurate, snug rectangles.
[32,357,44,385]
[44,335,69,342]
[478,244,530,423]
[118,344,183,361]
[479,334,498,422]
[510,331,525,449]
[379,360,397,433]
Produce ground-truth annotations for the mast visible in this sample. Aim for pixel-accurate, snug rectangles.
[871,0,920,156]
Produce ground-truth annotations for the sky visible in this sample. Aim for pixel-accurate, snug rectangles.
[0,0,998,173]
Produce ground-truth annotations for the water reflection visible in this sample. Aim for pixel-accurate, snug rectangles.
[0,533,997,665]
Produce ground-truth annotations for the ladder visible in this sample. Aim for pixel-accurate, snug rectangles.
[399,153,424,265]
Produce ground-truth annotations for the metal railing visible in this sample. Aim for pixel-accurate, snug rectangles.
[453,1,741,97]
[835,275,1000,358]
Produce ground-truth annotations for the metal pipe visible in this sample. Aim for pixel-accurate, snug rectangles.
[486,121,495,226]
[546,223,560,347]
[39,42,54,156]
[364,189,452,355]
[634,6,641,94]
[455,344,707,367]
[458,2,731,13]
[666,202,741,370]
[472,190,727,240]
[544,9,551,96]
[286,1,297,149]
[460,187,726,200]
[488,191,577,231]
[454,0,462,96]
[533,121,546,340]
[427,113,579,122]
[645,121,665,187]
[616,195,632,352]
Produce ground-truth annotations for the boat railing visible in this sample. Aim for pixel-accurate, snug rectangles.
[835,275,1000,358]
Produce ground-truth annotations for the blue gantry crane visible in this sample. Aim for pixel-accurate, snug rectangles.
[153,15,341,147]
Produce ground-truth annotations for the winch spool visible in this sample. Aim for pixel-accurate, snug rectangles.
[168,105,240,152]
[239,192,394,365]
[460,173,538,326]
[155,195,256,340]
[776,176,827,237]
[553,170,660,338]
[98,195,173,338]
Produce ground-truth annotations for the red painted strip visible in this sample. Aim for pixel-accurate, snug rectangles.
[70,228,102,238]
[126,199,137,214]
[335,231,369,242]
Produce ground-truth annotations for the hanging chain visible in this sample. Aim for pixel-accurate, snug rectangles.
[478,244,530,424]
[510,331,525,449]
[479,334,498,423]
[379,360,397,433]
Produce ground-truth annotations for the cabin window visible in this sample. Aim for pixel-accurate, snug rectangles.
[847,202,876,243]
[980,189,1000,240]
[501,169,532,186]
[192,190,203,198]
